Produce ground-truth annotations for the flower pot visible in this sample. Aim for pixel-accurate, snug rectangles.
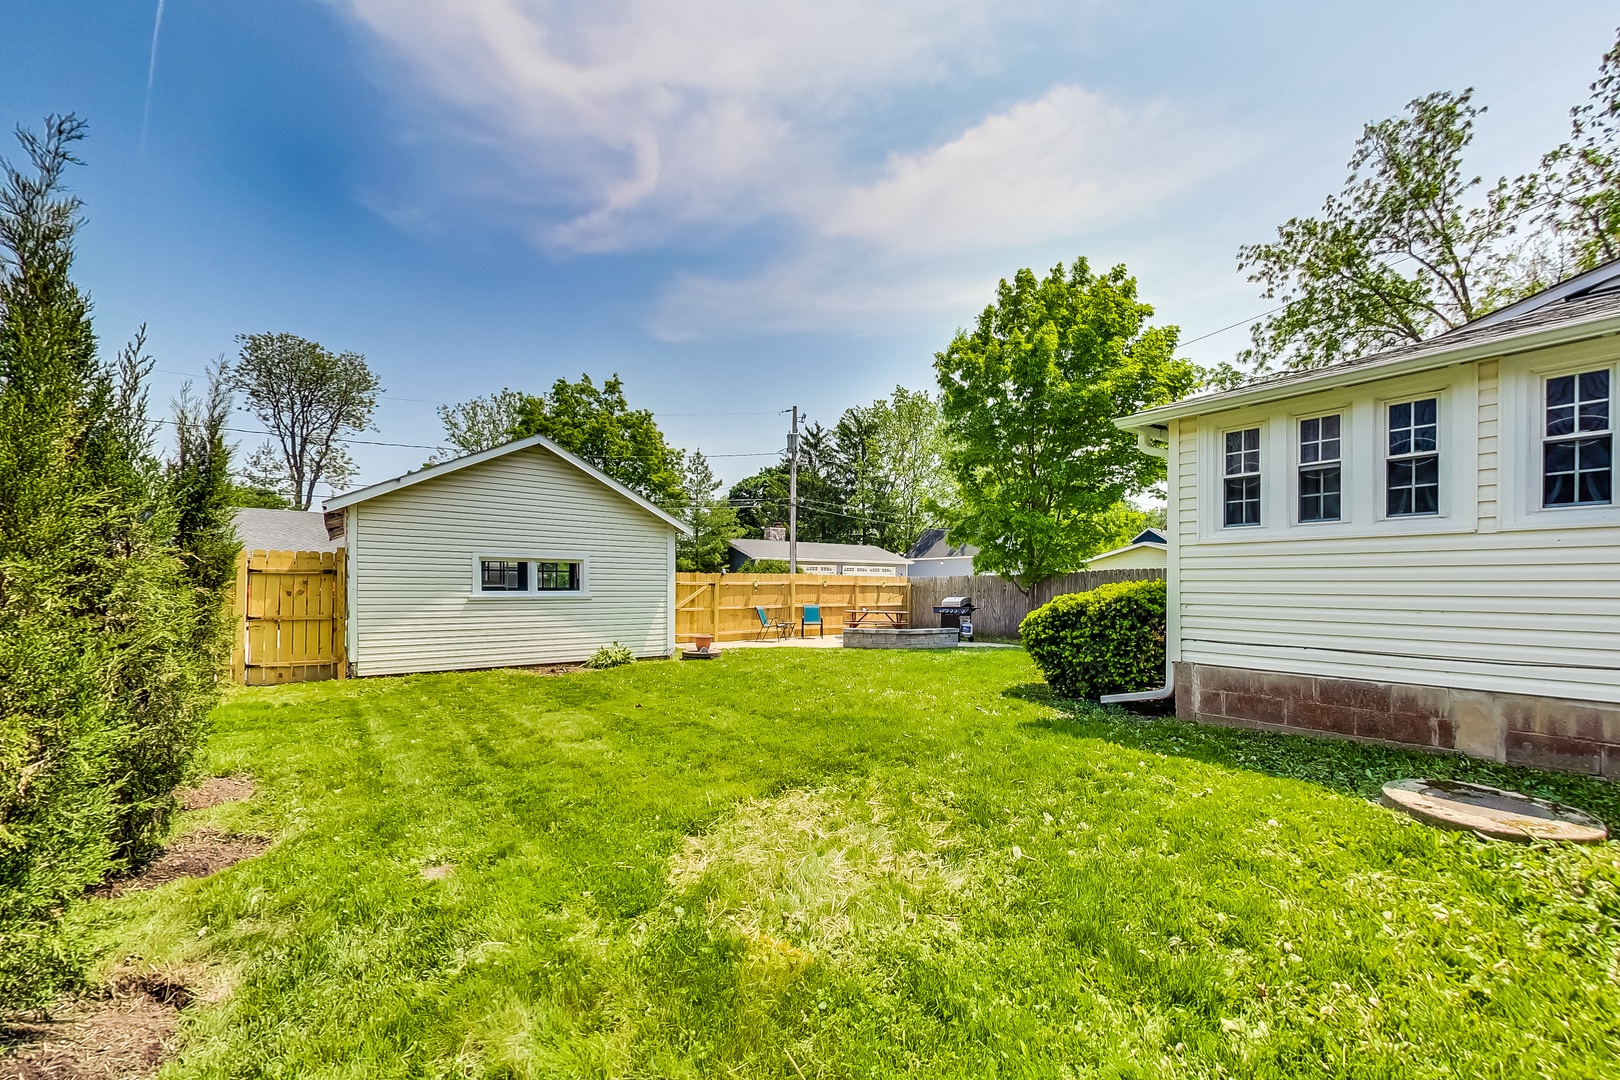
[693,634,714,653]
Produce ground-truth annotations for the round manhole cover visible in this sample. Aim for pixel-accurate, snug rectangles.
[1381,779,1607,843]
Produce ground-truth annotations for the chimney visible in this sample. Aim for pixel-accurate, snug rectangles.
[762,525,787,541]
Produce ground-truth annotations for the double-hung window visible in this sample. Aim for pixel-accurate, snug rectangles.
[1223,427,1262,527]
[1297,415,1342,522]
[1386,398,1439,516]
[480,559,528,592]
[1543,369,1612,506]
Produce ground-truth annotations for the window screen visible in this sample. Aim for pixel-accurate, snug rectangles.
[1223,427,1261,527]
[1543,370,1612,506]
[1386,398,1439,516]
[480,559,527,592]
[536,561,580,591]
[1298,415,1342,522]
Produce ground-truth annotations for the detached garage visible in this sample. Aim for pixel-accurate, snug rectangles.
[323,434,689,676]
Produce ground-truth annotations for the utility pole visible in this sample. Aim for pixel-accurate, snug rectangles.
[788,405,799,575]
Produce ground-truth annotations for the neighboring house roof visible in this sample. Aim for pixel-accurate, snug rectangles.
[1085,532,1168,565]
[729,538,909,565]
[905,527,978,561]
[323,433,691,535]
[232,508,342,553]
[1117,261,1620,434]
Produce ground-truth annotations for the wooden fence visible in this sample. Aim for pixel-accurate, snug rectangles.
[907,569,1164,640]
[676,573,910,643]
[229,549,347,685]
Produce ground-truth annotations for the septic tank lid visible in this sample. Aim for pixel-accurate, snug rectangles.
[1381,778,1607,844]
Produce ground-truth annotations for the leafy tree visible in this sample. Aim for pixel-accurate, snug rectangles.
[735,558,790,573]
[677,450,745,572]
[825,405,897,547]
[1533,29,1620,274]
[228,332,380,509]
[867,386,952,553]
[1236,90,1537,374]
[432,387,526,461]
[728,462,846,542]
[510,374,685,504]
[0,116,229,1006]
[227,483,292,509]
[935,258,1196,596]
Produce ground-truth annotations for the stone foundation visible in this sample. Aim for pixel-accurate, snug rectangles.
[842,627,959,649]
[1176,662,1620,779]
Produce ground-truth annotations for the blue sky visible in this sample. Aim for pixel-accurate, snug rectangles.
[3,2,1616,496]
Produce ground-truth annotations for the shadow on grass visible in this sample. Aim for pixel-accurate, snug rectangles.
[1001,682,1620,826]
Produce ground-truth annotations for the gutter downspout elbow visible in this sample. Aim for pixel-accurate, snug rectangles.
[1100,655,1175,705]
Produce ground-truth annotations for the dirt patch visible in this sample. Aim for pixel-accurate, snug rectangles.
[420,864,454,881]
[1,975,188,1080]
[92,831,271,899]
[175,775,254,812]
[514,663,585,677]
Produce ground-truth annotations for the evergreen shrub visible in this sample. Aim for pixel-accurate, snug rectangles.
[1019,579,1167,700]
[0,117,235,1007]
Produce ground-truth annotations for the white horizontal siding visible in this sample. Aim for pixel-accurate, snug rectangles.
[1171,350,1620,703]
[351,446,675,675]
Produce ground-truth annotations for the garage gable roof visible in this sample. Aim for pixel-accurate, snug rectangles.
[324,433,691,535]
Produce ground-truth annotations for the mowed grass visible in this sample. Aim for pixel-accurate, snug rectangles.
[72,648,1620,1078]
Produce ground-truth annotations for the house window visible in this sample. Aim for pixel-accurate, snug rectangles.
[536,561,581,591]
[480,559,527,592]
[1298,415,1342,522]
[1543,369,1612,506]
[1223,427,1261,527]
[1386,398,1439,516]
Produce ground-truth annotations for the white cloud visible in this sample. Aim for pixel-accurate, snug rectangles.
[825,84,1234,256]
[336,0,1249,334]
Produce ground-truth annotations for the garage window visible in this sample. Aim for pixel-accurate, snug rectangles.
[479,559,527,592]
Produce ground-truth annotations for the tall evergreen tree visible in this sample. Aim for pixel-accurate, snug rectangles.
[0,116,232,1007]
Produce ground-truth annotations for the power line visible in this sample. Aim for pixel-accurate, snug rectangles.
[145,417,450,452]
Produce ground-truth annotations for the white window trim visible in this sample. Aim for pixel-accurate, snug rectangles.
[468,554,592,599]
[1502,349,1620,530]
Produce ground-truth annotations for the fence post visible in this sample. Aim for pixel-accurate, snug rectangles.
[229,549,248,684]
[333,548,348,679]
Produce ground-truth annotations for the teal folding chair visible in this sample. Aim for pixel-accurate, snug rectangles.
[755,605,791,640]
[800,603,825,637]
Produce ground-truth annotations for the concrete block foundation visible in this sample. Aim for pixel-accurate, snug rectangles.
[1176,662,1620,779]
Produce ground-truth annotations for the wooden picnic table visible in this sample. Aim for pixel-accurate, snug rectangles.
[845,607,909,629]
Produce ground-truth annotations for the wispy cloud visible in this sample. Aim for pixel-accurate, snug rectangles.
[336,0,1249,335]
[140,0,166,155]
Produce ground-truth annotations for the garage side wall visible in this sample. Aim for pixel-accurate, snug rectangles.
[349,447,675,675]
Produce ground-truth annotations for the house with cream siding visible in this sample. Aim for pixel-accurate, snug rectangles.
[1114,263,1620,778]
[1083,528,1167,571]
[323,434,689,677]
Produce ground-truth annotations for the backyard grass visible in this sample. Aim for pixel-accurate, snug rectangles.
[67,648,1620,1078]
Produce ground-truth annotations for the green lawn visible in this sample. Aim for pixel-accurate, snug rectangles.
[76,648,1620,1078]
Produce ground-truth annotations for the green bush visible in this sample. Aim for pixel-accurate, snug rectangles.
[1019,579,1166,700]
[735,558,790,574]
[584,642,636,669]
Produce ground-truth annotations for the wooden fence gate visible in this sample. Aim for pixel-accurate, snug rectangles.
[676,573,910,643]
[229,549,347,685]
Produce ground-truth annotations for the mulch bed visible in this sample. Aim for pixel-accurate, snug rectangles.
[90,831,270,900]
[175,776,254,812]
[1,975,189,1080]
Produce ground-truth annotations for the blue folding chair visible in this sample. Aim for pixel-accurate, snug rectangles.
[755,605,789,640]
[800,603,825,637]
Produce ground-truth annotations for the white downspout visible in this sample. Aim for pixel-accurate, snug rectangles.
[1102,423,1173,705]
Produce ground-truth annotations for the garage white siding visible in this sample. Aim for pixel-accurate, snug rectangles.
[1168,339,1620,704]
[347,444,676,676]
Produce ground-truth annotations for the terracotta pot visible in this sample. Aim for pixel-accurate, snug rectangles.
[693,634,714,653]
